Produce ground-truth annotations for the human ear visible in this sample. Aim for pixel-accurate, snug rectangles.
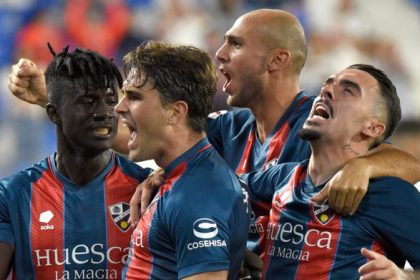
[167,101,188,126]
[267,49,290,72]
[46,103,61,124]
[361,120,385,139]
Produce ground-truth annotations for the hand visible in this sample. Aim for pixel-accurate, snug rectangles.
[359,248,413,280]
[7,58,48,107]
[128,169,165,228]
[311,158,369,216]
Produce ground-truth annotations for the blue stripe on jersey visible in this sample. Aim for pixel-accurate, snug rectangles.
[49,154,114,272]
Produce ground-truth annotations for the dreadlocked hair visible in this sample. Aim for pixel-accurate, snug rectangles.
[45,43,123,104]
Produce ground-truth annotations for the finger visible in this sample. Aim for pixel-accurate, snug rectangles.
[360,267,394,280]
[9,73,30,88]
[7,83,27,98]
[311,184,329,202]
[330,187,347,213]
[341,188,357,216]
[129,186,143,228]
[16,59,40,78]
[140,184,155,216]
[361,248,382,260]
[349,188,367,216]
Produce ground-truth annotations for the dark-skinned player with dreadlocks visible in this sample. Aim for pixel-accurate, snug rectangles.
[0,44,150,279]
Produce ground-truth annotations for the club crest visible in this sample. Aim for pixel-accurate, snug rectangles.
[108,202,131,232]
[312,202,336,225]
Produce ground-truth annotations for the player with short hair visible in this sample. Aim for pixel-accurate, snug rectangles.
[243,64,420,279]
[0,45,150,279]
[207,10,420,273]
[115,41,249,280]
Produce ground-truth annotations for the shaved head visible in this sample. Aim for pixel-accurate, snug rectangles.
[237,9,307,74]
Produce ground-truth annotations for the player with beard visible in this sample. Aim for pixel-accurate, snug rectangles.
[243,64,420,279]
[0,45,150,279]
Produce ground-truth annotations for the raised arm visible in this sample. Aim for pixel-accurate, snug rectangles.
[8,58,48,107]
[312,144,420,215]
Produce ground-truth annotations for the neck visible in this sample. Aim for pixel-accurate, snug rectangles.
[55,150,111,186]
[308,141,367,186]
[251,76,300,143]
[155,128,206,170]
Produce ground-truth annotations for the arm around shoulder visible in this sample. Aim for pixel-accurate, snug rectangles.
[362,143,420,184]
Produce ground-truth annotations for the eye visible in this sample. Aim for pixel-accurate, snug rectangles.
[344,87,354,95]
[106,96,118,105]
[80,97,94,104]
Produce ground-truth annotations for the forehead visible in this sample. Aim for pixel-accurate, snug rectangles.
[60,77,117,98]
[334,68,379,93]
[227,14,259,38]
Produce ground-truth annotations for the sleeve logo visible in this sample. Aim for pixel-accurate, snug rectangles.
[193,218,218,239]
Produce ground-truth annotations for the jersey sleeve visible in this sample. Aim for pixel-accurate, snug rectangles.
[207,111,228,157]
[163,178,240,278]
[241,162,300,203]
[0,180,15,245]
[360,178,420,268]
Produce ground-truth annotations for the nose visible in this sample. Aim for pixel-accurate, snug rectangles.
[115,95,127,116]
[215,42,228,63]
[320,83,335,101]
[93,101,115,120]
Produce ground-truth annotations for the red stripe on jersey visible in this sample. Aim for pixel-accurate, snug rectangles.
[294,202,342,279]
[262,124,290,171]
[104,160,139,277]
[371,240,385,255]
[262,165,304,279]
[125,162,187,279]
[30,158,64,278]
[236,130,255,175]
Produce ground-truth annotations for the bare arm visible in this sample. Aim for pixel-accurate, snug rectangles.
[183,270,228,280]
[359,248,420,280]
[7,58,48,107]
[0,242,14,279]
[312,144,420,215]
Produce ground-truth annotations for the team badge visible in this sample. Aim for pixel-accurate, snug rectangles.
[311,202,335,225]
[108,202,131,232]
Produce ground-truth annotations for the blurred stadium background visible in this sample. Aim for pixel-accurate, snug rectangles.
[1,0,420,177]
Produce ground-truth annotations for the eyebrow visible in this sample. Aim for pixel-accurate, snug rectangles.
[340,79,362,95]
[324,77,362,95]
[121,89,140,96]
[224,34,243,42]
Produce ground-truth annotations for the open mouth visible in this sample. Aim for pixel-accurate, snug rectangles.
[124,123,138,149]
[219,68,232,92]
[92,127,112,137]
[313,105,330,119]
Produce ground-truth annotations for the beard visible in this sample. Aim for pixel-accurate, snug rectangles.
[299,128,321,142]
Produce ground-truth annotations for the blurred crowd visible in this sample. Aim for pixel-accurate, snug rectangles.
[1,0,420,177]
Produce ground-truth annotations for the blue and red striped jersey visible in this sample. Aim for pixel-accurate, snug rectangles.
[0,152,150,279]
[245,160,420,279]
[122,138,249,280]
[207,91,314,255]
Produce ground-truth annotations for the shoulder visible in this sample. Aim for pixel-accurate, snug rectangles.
[208,109,254,126]
[0,157,49,197]
[363,176,420,205]
[177,150,242,197]
[114,153,152,180]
